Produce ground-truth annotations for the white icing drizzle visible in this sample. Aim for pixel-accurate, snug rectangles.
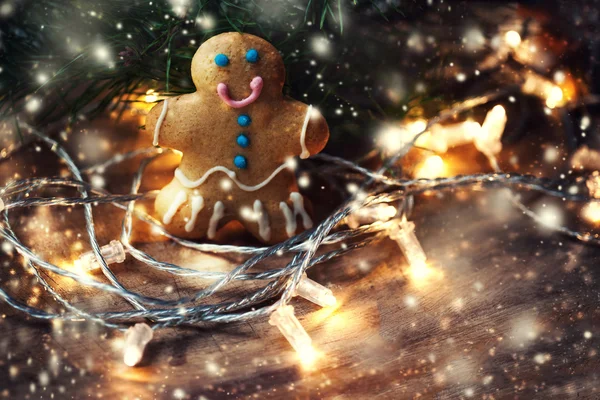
[299,105,313,159]
[279,202,296,237]
[279,193,313,238]
[163,189,187,225]
[290,192,313,229]
[253,200,271,241]
[207,201,225,239]
[172,105,313,191]
[153,99,169,147]
[175,162,291,192]
[185,194,204,232]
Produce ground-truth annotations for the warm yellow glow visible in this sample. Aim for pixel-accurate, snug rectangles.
[310,298,343,325]
[298,344,320,368]
[130,89,166,115]
[406,261,444,287]
[325,313,349,332]
[522,72,566,109]
[124,348,143,367]
[122,323,153,367]
[322,293,337,308]
[581,202,600,224]
[58,257,89,278]
[295,273,337,307]
[586,172,600,199]
[504,30,522,48]
[408,260,432,281]
[474,105,506,158]
[378,119,427,154]
[420,120,481,153]
[414,155,446,179]
[378,126,405,153]
[376,204,398,221]
[483,105,507,136]
[144,89,158,103]
[408,119,428,135]
[72,258,86,274]
[545,86,564,109]
[114,366,153,383]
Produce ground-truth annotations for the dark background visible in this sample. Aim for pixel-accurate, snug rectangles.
[1,0,600,398]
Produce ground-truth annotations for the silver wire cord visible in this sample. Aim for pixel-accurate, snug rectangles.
[1,90,597,331]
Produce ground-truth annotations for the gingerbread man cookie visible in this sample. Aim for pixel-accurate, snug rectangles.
[145,32,329,244]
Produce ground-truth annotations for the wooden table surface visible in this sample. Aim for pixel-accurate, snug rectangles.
[1,115,599,400]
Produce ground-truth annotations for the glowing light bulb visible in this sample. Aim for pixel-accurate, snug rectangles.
[475,105,506,157]
[294,273,337,308]
[123,323,153,367]
[545,86,564,109]
[378,126,410,154]
[504,30,522,48]
[522,72,566,109]
[581,202,600,224]
[144,89,158,103]
[346,204,397,228]
[74,240,126,272]
[407,260,432,280]
[414,155,446,179]
[407,119,428,135]
[423,120,482,153]
[587,172,600,199]
[389,219,427,269]
[269,305,316,365]
[378,120,427,154]
[571,146,600,170]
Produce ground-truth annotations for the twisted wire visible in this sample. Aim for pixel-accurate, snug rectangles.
[1,90,598,331]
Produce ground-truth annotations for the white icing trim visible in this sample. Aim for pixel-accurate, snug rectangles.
[153,99,169,147]
[253,200,271,241]
[163,189,187,225]
[207,201,225,239]
[172,105,312,191]
[175,162,292,192]
[290,192,312,229]
[280,202,296,238]
[299,105,313,159]
[280,193,312,238]
[185,194,205,232]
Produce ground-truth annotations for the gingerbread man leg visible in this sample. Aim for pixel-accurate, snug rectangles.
[155,178,233,240]
[238,192,314,244]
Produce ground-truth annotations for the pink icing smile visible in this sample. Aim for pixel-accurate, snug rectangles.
[217,76,263,108]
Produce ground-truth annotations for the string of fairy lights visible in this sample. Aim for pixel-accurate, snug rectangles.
[1,28,600,368]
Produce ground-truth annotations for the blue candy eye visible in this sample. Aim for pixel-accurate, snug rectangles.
[214,54,229,67]
[245,49,259,63]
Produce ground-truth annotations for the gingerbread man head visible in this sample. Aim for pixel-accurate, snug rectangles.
[191,33,285,102]
[146,32,329,244]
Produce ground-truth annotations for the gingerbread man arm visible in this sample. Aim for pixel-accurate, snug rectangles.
[300,106,329,158]
[145,96,190,151]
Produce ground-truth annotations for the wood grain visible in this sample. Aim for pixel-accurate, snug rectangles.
[1,117,599,400]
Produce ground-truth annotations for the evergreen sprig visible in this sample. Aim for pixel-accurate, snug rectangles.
[0,0,409,126]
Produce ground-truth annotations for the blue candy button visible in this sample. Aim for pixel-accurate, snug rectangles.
[245,49,259,63]
[237,114,251,127]
[233,155,247,169]
[214,53,229,67]
[236,134,250,148]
